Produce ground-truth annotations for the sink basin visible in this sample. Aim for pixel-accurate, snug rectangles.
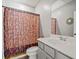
[41,35,75,47]
[47,37,71,46]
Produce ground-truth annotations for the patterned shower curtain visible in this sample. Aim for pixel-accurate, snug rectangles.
[3,7,40,58]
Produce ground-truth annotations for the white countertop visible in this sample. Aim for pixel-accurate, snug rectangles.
[38,35,76,59]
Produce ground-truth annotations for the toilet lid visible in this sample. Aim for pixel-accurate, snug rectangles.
[27,46,38,52]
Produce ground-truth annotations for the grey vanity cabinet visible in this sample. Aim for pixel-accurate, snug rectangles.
[38,41,44,49]
[37,48,46,59]
[55,51,72,59]
[46,54,53,59]
[38,41,72,59]
[38,41,54,59]
[37,48,53,59]
[44,44,55,58]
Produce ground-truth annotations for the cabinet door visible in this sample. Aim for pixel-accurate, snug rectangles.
[55,51,71,59]
[38,41,44,49]
[44,45,55,58]
[37,48,46,59]
[46,54,54,59]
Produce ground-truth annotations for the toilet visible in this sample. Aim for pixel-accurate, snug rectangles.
[26,46,38,59]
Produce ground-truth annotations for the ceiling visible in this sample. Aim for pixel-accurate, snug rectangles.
[3,0,74,8]
[14,0,40,8]
[3,0,56,8]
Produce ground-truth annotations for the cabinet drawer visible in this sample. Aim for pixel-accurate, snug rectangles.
[44,45,55,58]
[56,51,71,59]
[38,41,44,49]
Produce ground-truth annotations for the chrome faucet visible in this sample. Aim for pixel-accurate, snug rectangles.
[60,37,66,41]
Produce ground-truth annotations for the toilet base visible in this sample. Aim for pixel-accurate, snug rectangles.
[29,55,37,59]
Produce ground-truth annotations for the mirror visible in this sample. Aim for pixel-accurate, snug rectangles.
[50,0,76,37]
[51,18,56,34]
[51,16,75,37]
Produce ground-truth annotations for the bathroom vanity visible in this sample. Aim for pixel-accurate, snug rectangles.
[37,35,76,59]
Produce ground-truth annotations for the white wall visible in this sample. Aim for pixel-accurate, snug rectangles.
[35,0,55,37]
[74,11,76,37]
[51,0,73,12]
[2,0,35,12]
[51,0,76,36]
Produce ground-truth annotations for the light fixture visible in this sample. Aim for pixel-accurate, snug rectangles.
[43,5,50,10]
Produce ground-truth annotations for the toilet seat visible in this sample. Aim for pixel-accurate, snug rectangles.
[27,46,38,55]
[27,46,38,53]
